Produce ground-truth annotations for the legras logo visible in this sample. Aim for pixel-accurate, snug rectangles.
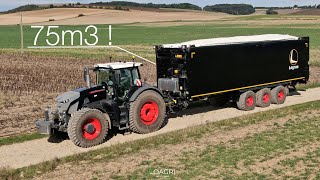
[149,168,176,178]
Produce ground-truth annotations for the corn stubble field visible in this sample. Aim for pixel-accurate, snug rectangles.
[0,50,156,137]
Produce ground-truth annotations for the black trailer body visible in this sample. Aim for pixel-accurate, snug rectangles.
[155,34,309,107]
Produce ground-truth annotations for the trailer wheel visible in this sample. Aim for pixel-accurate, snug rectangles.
[129,90,166,134]
[68,108,109,148]
[271,86,288,104]
[256,88,271,107]
[236,91,256,111]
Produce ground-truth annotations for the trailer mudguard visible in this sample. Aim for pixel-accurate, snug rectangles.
[129,84,164,102]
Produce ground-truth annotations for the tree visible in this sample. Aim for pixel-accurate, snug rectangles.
[266,8,278,15]
[49,4,54,8]
[89,1,202,10]
[293,5,299,8]
[204,4,255,15]
[76,2,81,5]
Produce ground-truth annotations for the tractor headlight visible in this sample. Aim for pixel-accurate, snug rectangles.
[60,99,70,104]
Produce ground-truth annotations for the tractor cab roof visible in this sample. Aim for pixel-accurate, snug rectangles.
[94,62,142,70]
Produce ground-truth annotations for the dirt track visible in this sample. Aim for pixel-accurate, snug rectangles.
[1,87,320,169]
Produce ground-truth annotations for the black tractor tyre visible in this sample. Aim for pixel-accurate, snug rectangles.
[67,108,109,148]
[129,90,166,134]
[256,88,272,108]
[236,91,256,111]
[271,86,288,104]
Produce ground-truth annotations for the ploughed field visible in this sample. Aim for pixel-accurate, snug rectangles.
[0,8,228,26]
[0,52,156,137]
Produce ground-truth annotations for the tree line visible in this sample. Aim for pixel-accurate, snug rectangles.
[4,2,320,15]
[91,1,202,10]
[203,4,255,15]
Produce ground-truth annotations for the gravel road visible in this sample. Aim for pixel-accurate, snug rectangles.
[1,87,320,169]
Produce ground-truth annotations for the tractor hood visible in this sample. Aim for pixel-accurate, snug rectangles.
[55,87,90,103]
[55,86,105,114]
[56,90,81,114]
[56,91,80,104]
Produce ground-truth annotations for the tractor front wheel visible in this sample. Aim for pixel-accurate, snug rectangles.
[68,108,109,148]
[129,90,166,134]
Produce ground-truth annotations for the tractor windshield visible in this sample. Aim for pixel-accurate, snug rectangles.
[115,68,140,98]
[96,68,114,86]
[96,67,140,98]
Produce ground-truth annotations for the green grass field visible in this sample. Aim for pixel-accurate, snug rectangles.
[0,23,319,48]
[1,21,320,66]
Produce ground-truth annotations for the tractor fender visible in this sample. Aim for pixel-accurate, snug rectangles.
[129,84,164,102]
[82,100,113,129]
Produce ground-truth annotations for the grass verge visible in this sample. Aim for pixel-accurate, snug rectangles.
[297,82,320,90]
[1,100,320,179]
[0,133,47,147]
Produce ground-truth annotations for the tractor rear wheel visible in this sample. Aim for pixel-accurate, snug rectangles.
[68,108,109,148]
[236,91,256,111]
[129,90,166,134]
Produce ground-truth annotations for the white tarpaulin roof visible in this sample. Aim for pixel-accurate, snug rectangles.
[162,34,299,48]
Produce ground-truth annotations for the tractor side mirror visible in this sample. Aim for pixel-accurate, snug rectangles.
[83,67,91,87]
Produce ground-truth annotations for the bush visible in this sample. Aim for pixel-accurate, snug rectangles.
[115,6,121,10]
[78,14,84,17]
[266,9,278,15]
[204,4,255,15]
[49,19,55,21]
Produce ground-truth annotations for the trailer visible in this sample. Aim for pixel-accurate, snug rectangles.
[36,34,309,147]
[156,34,309,110]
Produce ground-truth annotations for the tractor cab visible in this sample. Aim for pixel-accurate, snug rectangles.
[92,62,143,100]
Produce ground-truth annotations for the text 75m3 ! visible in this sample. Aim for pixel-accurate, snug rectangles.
[31,25,112,46]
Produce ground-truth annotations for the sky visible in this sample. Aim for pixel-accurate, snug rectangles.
[1,0,320,11]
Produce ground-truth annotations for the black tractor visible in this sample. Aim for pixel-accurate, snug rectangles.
[36,62,166,147]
